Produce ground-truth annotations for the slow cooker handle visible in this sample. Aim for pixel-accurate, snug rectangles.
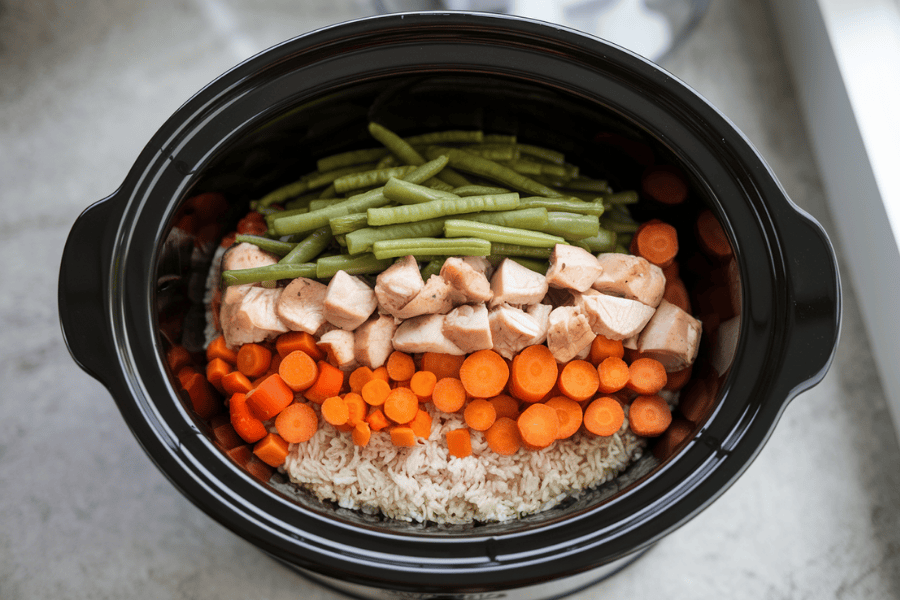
[59,192,124,385]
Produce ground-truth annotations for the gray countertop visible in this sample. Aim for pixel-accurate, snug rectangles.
[2,0,899,598]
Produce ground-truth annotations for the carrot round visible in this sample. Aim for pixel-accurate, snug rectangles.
[510,345,558,403]
[304,361,344,404]
[182,372,221,419]
[627,357,668,395]
[589,335,624,366]
[371,366,390,382]
[634,222,678,268]
[652,418,693,461]
[390,426,417,447]
[275,331,324,361]
[237,343,272,378]
[245,456,275,482]
[516,403,560,449]
[464,398,497,431]
[278,350,319,392]
[459,349,509,399]
[544,396,583,440]
[679,379,716,424]
[253,432,290,467]
[206,335,238,365]
[664,365,693,391]
[431,377,467,413]
[361,378,392,406]
[343,392,367,426]
[409,370,437,402]
[663,277,691,313]
[225,444,252,468]
[629,395,673,437]
[696,209,732,259]
[352,422,372,447]
[386,351,416,382]
[446,428,472,458]
[489,394,520,420]
[246,373,294,420]
[365,407,390,432]
[221,370,253,395]
[206,357,232,392]
[274,402,318,443]
[210,421,244,450]
[166,344,193,374]
[229,392,268,443]
[583,396,625,437]
[485,417,522,456]
[642,164,688,205]
[321,395,350,426]
[384,387,419,424]
[409,409,433,439]
[597,356,630,393]
[558,360,600,402]
[349,366,375,393]
[421,352,466,380]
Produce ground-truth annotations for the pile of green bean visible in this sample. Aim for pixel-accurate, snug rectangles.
[222,122,642,287]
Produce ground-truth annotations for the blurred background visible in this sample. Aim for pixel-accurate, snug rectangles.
[2,0,899,598]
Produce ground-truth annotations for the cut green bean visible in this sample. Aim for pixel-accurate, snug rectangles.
[600,216,640,233]
[482,134,517,144]
[516,144,566,165]
[346,219,447,255]
[435,167,471,188]
[367,193,519,226]
[369,122,426,166]
[333,165,416,193]
[425,178,456,192]
[463,144,519,161]
[405,130,483,145]
[372,237,491,260]
[222,263,317,286]
[517,196,605,216]
[420,257,446,279]
[578,229,618,252]
[307,198,341,212]
[329,213,370,235]
[489,243,553,259]
[284,191,321,211]
[506,256,549,273]
[383,177,460,205]
[613,243,630,254]
[501,159,577,180]
[279,226,334,265]
[452,185,510,197]
[375,153,399,169]
[234,234,296,256]
[444,219,565,248]
[560,177,611,193]
[426,147,563,198]
[602,190,639,204]
[316,147,390,172]
[465,207,549,230]
[540,212,601,240]
[315,253,393,278]
[317,184,337,199]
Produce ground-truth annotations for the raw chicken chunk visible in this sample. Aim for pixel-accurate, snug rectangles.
[488,304,543,360]
[525,302,552,345]
[392,314,464,355]
[393,275,455,319]
[546,306,595,363]
[354,314,397,369]
[462,255,494,279]
[637,300,702,371]
[545,244,603,292]
[323,271,377,330]
[375,255,424,316]
[575,289,656,340]
[275,277,327,334]
[593,253,666,307]
[441,257,493,304]
[443,304,493,353]
[317,328,357,370]
[489,258,548,308]
[220,285,288,347]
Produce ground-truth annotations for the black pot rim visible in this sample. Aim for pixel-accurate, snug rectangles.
[58,11,841,594]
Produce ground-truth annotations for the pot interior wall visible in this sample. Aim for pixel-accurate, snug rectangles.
[155,72,739,535]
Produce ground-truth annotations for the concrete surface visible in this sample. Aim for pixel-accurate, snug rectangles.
[1,0,898,598]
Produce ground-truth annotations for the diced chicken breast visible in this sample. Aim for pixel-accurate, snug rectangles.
[393,314,464,355]
[637,299,702,371]
[393,275,455,319]
[317,328,357,371]
[323,271,377,330]
[440,257,493,304]
[462,255,494,279]
[593,253,666,307]
[374,255,424,316]
[574,289,656,340]
[488,304,543,360]
[354,313,397,369]
[443,304,493,353]
[275,277,328,334]
[545,244,603,292]
[221,242,279,273]
[220,285,289,347]
[525,302,552,345]
[489,258,549,308]
[546,306,595,363]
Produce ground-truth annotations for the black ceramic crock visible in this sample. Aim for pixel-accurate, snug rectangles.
[58,12,840,600]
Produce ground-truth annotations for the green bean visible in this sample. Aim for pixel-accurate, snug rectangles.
[335,234,346,247]
[602,190,639,204]
[383,177,460,205]
[317,147,389,172]
[279,226,334,264]
[375,153,399,169]
[501,159,577,180]
[234,234,296,256]
[463,144,519,161]
[425,178,456,192]
[540,212,601,240]
[420,257,446,279]
[255,164,376,209]
[372,237,491,260]
[577,229,618,252]
[317,184,337,199]
[452,185,510,197]
[443,219,565,248]
[465,207,549,230]
[405,130,484,145]
[489,243,553,259]
[426,146,563,198]
[307,199,340,212]
[369,122,426,166]
[284,191,321,211]
[333,165,416,193]
[516,144,566,165]
[266,207,309,230]
[560,177,611,193]
[600,214,640,233]
[482,134,517,144]
[315,253,393,278]
[613,243,630,254]
[518,196,605,216]
[506,256,549,273]
[435,167,471,188]
[329,213,370,235]
[346,219,447,254]
[222,263,317,286]
[366,193,519,226]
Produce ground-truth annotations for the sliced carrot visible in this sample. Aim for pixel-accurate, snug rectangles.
[245,456,275,482]
[489,394,520,420]
[246,373,294,420]
[597,356,630,394]
[361,378,391,406]
[274,402,318,443]
[386,351,416,382]
[384,387,419,424]
[391,379,411,390]
[642,164,688,205]
[409,370,437,402]
[431,377,467,413]
[663,277,691,313]
[229,392,268,443]
[509,345,558,403]
[696,209,732,260]
[516,403,560,449]
[661,260,680,282]
[446,428,472,458]
[583,396,625,437]
[210,421,244,450]
[664,365,693,391]
[652,418,693,461]
[253,432,290,467]
[206,335,238,365]
[629,395,673,437]
[206,357,232,392]
[545,396,583,440]
[278,350,319,392]
[679,378,716,424]
[275,331,324,361]
[221,370,253,395]
[177,366,198,388]
[237,343,272,379]
[634,221,678,268]
[421,352,465,381]
[390,426,417,447]
[558,360,600,402]
[304,361,344,404]
[349,366,375,393]
[186,191,228,223]
[225,444,252,467]
[352,422,372,447]
[485,417,522,456]
[589,335,625,366]
[464,398,497,432]
[344,392,367,426]
[409,409,433,439]
[321,395,350,426]
[371,366,390,382]
[166,344,193,374]
[182,372,221,419]
[459,349,509,399]
[365,407,390,432]
[627,358,668,395]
